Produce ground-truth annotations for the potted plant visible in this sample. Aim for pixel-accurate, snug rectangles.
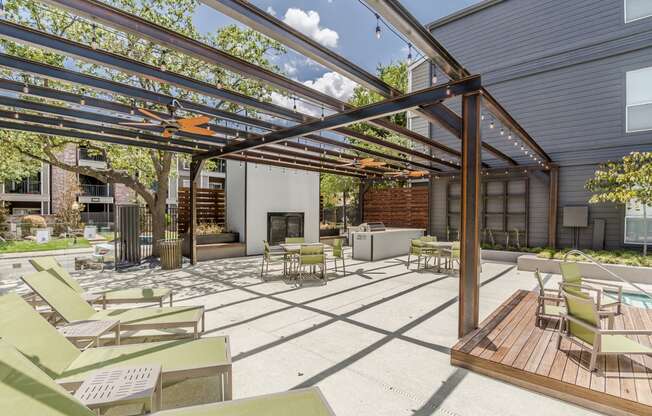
[319,222,340,237]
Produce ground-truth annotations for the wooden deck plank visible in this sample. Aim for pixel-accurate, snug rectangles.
[626,307,652,406]
[477,293,537,359]
[450,290,652,416]
[524,320,557,373]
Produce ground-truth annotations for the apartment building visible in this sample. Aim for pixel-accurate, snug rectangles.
[409,0,652,250]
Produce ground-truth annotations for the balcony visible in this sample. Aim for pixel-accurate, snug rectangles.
[78,148,107,168]
[80,184,113,197]
[4,180,41,195]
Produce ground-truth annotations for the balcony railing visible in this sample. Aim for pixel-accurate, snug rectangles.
[80,184,113,197]
[4,181,41,194]
[78,148,106,162]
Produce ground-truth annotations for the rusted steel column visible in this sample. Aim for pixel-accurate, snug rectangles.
[459,92,482,338]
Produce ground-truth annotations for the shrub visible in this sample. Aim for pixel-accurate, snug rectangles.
[22,214,47,230]
[196,222,224,235]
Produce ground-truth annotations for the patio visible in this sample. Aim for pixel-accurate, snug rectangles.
[5,253,605,416]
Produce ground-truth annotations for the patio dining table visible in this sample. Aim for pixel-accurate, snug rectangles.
[423,241,454,271]
[279,243,327,277]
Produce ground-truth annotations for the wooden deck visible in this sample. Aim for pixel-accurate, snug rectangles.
[451,290,652,416]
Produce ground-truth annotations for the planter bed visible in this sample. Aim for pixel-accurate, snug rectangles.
[517,254,652,285]
[481,249,532,263]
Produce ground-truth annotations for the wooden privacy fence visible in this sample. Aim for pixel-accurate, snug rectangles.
[178,187,225,233]
[363,186,428,228]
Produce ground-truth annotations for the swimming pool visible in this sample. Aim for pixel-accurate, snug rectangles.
[605,292,652,309]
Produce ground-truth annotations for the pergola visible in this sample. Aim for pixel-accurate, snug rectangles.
[0,0,555,337]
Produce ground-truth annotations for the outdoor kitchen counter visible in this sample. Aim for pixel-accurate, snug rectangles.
[351,228,425,262]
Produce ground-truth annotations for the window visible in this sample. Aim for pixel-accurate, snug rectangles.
[626,67,652,132]
[625,0,652,23]
[624,200,652,245]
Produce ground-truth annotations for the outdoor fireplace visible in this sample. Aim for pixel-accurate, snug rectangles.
[267,212,304,245]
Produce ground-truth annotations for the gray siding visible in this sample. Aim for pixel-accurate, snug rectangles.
[410,0,652,249]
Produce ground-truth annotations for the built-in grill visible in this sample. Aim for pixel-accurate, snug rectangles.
[359,222,386,232]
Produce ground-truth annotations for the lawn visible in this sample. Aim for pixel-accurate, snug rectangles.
[0,238,91,254]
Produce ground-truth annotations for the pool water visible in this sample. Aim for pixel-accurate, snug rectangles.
[605,292,652,309]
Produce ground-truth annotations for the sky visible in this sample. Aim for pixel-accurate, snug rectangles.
[192,0,481,110]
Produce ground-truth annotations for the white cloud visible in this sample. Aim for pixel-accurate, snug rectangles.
[283,61,298,77]
[271,71,357,117]
[266,6,276,16]
[282,8,339,48]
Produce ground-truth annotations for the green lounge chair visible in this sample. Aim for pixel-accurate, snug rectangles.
[407,239,438,270]
[0,293,232,397]
[557,290,652,372]
[559,262,622,314]
[30,257,173,308]
[22,271,205,340]
[0,338,335,415]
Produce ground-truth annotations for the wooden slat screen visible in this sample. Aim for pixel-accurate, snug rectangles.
[178,187,225,233]
[363,187,428,228]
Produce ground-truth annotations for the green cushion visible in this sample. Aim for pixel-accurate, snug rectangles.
[58,337,230,385]
[563,292,598,346]
[103,288,171,301]
[0,293,80,379]
[23,270,200,327]
[22,271,96,322]
[30,258,85,294]
[156,388,332,416]
[0,340,93,416]
[90,305,202,326]
[420,236,437,242]
[601,335,652,354]
[542,304,565,317]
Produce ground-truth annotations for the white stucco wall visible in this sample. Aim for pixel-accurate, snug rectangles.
[225,160,246,243]
[245,163,319,255]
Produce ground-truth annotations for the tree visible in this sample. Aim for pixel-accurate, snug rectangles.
[586,152,652,255]
[319,61,409,220]
[320,174,360,227]
[0,0,285,255]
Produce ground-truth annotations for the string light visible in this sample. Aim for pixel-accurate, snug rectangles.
[481,113,485,121]
[130,100,136,115]
[79,88,86,106]
[431,63,437,85]
[375,13,381,39]
[58,119,63,127]
[91,24,98,50]
[22,83,29,94]
[320,105,324,121]
[406,43,412,65]
[500,128,505,136]
[292,96,297,112]
[159,49,167,72]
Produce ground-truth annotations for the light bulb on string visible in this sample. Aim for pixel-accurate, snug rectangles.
[91,24,98,50]
[500,128,505,136]
[431,63,437,84]
[320,106,324,121]
[159,50,167,72]
[375,14,381,39]
[292,96,297,112]
[489,118,495,129]
[406,43,412,65]
[22,83,29,94]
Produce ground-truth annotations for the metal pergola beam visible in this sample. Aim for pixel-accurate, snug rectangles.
[302,135,438,173]
[0,53,275,131]
[198,76,482,160]
[199,0,467,160]
[37,0,464,162]
[0,80,238,144]
[0,53,437,172]
[0,117,193,152]
[0,20,301,121]
[227,153,364,178]
[0,109,209,151]
[0,47,439,171]
[367,0,552,164]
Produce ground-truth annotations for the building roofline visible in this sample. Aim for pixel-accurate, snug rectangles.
[426,0,505,31]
